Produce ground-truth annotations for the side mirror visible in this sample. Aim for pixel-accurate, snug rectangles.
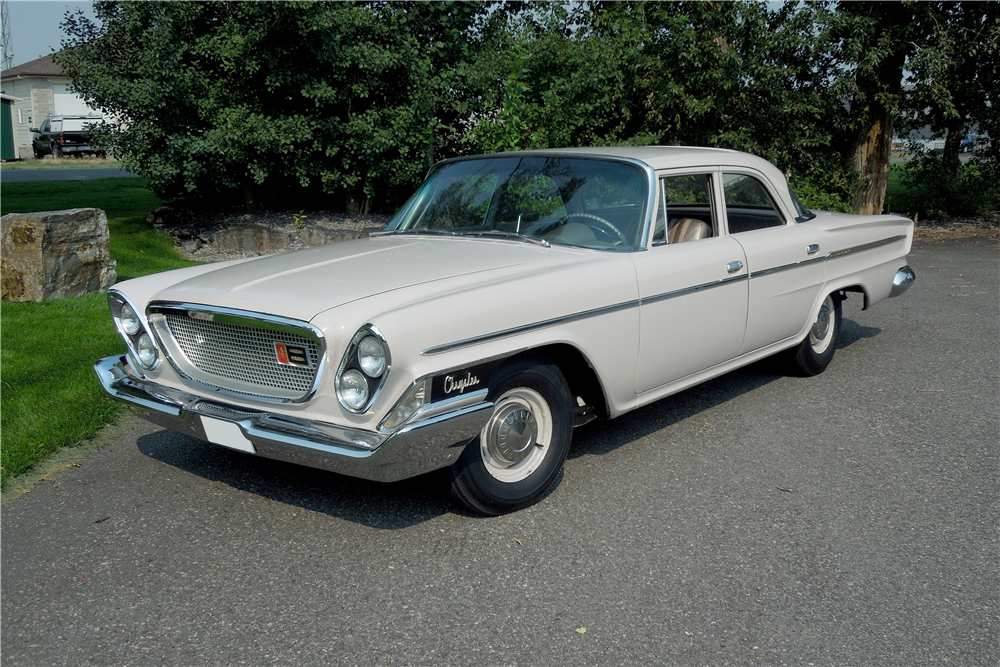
[30,127,39,132]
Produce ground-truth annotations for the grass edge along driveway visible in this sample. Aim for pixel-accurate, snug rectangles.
[1,177,199,490]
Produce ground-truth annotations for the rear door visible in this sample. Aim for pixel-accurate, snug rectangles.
[721,171,825,355]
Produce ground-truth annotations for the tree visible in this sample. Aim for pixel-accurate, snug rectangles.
[831,1,998,214]
[58,1,485,211]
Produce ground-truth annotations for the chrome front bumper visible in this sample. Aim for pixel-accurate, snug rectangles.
[94,355,493,482]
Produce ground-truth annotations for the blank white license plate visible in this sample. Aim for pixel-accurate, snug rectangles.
[201,416,256,454]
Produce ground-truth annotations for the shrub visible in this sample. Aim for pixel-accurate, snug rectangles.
[900,151,1000,220]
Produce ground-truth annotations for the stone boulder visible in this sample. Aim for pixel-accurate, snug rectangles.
[1,208,117,302]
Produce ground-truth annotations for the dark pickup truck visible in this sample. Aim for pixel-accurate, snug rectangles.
[31,115,105,158]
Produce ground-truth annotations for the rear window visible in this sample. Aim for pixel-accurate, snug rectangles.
[62,119,90,132]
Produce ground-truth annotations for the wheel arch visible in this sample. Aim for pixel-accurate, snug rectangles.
[836,283,871,310]
[506,343,610,420]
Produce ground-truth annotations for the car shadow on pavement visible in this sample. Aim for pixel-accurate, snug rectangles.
[838,317,881,348]
[135,317,880,526]
[569,316,880,460]
[135,429,455,529]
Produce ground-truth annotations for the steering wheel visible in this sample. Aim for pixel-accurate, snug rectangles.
[562,213,630,246]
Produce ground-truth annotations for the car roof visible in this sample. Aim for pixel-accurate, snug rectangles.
[444,145,785,179]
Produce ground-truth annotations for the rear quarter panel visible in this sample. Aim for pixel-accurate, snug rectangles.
[806,211,914,308]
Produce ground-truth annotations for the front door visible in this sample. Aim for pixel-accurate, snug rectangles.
[632,172,749,394]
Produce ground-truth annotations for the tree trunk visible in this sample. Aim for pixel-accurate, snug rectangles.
[943,118,964,161]
[243,181,260,212]
[851,105,894,215]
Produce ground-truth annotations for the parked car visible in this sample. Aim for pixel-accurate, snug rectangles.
[95,147,916,515]
[30,114,105,158]
[960,134,977,153]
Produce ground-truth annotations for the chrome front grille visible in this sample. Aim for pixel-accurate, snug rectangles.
[159,309,322,401]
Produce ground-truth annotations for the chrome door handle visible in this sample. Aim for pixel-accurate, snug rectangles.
[806,244,820,255]
[726,260,744,274]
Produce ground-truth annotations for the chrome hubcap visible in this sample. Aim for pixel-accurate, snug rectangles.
[811,301,830,341]
[809,295,835,353]
[480,388,552,483]
[485,404,538,467]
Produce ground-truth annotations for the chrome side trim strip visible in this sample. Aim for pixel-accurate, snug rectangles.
[641,273,748,306]
[824,235,906,259]
[422,235,907,356]
[421,299,641,355]
[748,235,907,279]
[749,255,825,279]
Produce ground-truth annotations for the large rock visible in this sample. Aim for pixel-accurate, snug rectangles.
[1,208,117,302]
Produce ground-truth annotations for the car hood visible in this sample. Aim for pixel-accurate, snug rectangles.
[151,236,584,321]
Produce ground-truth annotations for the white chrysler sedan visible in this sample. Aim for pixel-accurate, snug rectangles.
[95,147,916,515]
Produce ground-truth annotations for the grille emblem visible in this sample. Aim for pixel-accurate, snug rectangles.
[274,342,311,368]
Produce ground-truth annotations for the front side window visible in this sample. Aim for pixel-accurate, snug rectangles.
[723,173,785,233]
[653,173,715,245]
[387,157,648,251]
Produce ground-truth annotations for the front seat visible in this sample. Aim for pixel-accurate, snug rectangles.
[668,218,712,243]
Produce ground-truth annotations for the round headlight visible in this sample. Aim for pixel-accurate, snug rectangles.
[339,369,369,411]
[120,303,141,336]
[357,336,386,377]
[136,333,158,368]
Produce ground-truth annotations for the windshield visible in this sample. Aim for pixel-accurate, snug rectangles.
[385,156,649,250]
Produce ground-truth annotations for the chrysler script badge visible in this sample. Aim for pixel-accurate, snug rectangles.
[274,342,310,368]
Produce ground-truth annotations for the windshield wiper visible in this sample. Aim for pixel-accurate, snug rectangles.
[462,230,551,248]
[371,228,459,237]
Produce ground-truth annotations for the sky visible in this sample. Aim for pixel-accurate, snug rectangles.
[3,0,97,69]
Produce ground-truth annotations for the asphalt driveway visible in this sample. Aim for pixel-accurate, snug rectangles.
[2,238,997,666]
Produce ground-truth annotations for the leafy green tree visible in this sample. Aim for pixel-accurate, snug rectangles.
[59,1,485,211]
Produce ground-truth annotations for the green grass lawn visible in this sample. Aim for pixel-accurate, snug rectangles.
[1,178,200,488]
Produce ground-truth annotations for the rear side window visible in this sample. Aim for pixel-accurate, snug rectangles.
[722,173,785,233]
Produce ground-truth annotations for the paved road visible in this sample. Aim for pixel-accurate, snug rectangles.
[2,239,997,666]
[1,167,140,182]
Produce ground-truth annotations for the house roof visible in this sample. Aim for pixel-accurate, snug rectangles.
[1,53,67,81]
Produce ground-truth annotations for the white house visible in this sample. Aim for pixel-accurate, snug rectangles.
[0,52,102,159]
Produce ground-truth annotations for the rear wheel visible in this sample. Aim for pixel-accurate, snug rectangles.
[449,356,573,515]
[786,293,842,376]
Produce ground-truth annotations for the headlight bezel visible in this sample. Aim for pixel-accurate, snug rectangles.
[336,324,391,414]
[108,291,161,371]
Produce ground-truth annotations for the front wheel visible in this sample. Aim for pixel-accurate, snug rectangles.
[449,356,573,516]
[786,292,842,376]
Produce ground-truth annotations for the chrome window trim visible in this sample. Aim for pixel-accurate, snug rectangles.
[651,169,720,247]
[406,152,657,252]
[146,301,327,405]
[718,166,792,231]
